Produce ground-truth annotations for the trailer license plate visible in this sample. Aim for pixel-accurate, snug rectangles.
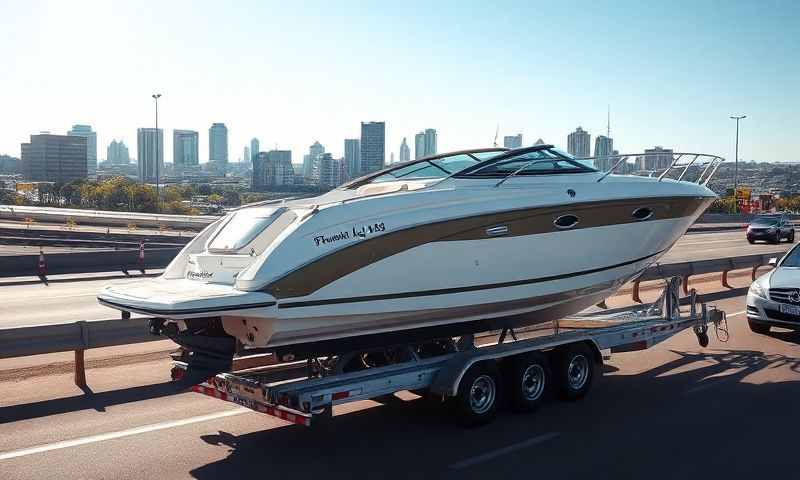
[780,304,800,316]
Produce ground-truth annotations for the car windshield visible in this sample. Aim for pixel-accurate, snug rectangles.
[781,246,800,267]
[752,216,780,226]
[459,147,597,177]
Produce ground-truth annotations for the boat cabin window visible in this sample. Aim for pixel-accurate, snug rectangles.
[207,207,292,252]
[463,149,596,177]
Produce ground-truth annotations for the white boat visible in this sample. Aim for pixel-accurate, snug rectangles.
[98,145,721,361]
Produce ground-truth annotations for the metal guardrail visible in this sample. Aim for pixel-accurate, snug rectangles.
[0,251,788,387]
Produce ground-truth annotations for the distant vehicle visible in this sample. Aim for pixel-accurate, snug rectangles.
[746,213,794,244]
[747,244,800,334]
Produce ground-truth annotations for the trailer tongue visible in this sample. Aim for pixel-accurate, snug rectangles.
[172,277,727,428]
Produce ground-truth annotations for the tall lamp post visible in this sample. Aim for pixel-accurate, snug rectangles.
[730,114,746,213]
[152,93,162,213]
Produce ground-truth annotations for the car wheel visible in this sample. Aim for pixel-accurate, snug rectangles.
[747,238,755,244]
[748,319,771,335]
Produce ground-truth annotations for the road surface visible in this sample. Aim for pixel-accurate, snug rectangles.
[0,230,792,328]
[1,283,799,479]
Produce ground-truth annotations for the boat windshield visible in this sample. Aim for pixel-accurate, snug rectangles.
[457,147,597,177]
[353,149,507,186]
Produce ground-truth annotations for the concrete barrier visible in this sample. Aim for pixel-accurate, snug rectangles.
[0,247,182,278]
[0,205,217,230]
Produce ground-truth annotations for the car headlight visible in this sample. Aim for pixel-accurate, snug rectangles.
[749,281,767,299]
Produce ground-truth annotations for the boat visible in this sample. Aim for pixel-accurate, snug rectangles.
[97,145,721,369]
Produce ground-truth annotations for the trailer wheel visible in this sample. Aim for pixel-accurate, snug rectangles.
[554,343,595,401]
[505,352,549,413]
[452,361,502,427]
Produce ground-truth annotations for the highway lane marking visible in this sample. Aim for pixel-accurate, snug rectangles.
[727,310,746,317]
[449,432,560,470]
[0,408,249,461]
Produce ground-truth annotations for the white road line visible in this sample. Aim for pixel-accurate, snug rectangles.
[449,432,560,470]
[0,408,249,461]
[727,310,746,317]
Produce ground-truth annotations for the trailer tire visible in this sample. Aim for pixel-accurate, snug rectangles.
[554,343,595,401]
[451,361,502,427]
[505,352,549,413]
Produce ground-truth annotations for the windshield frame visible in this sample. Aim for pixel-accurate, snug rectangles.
[454,145,597,178]
[779,242,800,268]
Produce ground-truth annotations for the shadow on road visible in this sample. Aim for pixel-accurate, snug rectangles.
[0,380,189,423]
[188,348,800,479]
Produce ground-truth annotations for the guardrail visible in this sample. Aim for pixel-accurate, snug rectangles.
[0,251,788,387]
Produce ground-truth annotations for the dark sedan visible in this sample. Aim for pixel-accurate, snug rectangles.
[747,214,795,244]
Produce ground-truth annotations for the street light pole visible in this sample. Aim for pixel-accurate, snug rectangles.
[729,114,746,213]
[152,93,162,213]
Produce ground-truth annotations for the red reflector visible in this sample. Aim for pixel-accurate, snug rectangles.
[332,391,349,400]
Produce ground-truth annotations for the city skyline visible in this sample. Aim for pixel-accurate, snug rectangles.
[1,2,798,164]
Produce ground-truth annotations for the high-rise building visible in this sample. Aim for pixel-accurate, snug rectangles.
[303,141,324,179]
[209,123,228,165]
[593,135,614,171]
[250,138,259,163]
[107,140,130,165]
[172,130,199,170]
[137,128,164,182]
[414,132,425,160]
[344,138,360,178]
[638,146,674,171]
[424,128,437,157]
[414,128,437,159]
[567,127,591,158]
[21,133,88,183]
[360,121,385,175]
[503,134,523,149]
[319,153,347,187]
[253,150,294,189]
[399,137,410,162]
[243,146,250,164]
[67,124,97,178]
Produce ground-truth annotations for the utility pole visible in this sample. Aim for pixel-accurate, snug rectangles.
[152,93,162,213]
[729,115,746,213]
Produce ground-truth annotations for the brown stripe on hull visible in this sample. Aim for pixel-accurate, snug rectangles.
[265,279,622,347]
[265,195,711,299]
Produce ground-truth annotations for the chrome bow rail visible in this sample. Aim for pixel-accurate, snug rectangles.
[584,152,725,185]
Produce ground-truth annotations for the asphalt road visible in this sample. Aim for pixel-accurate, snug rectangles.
[0,230,793,328]
[2,284,799,479]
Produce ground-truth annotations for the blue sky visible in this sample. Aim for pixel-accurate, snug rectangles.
[1,0,798,163]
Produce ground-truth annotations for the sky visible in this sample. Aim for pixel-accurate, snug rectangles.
[1,0,799,164]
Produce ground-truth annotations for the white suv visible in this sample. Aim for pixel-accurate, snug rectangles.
[747,244,800,334]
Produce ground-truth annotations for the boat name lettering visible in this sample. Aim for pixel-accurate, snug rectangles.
[352,222,386,238]
[313,222,387,246]
[187,271,214,280]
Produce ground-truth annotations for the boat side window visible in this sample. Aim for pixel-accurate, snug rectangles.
[207,208,288,252]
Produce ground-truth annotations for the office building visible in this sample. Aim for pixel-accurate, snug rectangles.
[21,133,88,183]
[173,130,199,170]
[567,127,591,158]
[243,146,250,164]
[250,138,259,162]
[67,124,97,178]
[638,146,674,171]
[360,121,385,175]
[414,128,437,159]
[303,141,324,179]
[319,153,347,187]
[209,123,228,165]
[593,135,614,171]
[399,137,410,162]
[504,134,523,149]
[107,140,130,165]
[344,138,360,177]
[253,150,294,189]
[137,128,164,182]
